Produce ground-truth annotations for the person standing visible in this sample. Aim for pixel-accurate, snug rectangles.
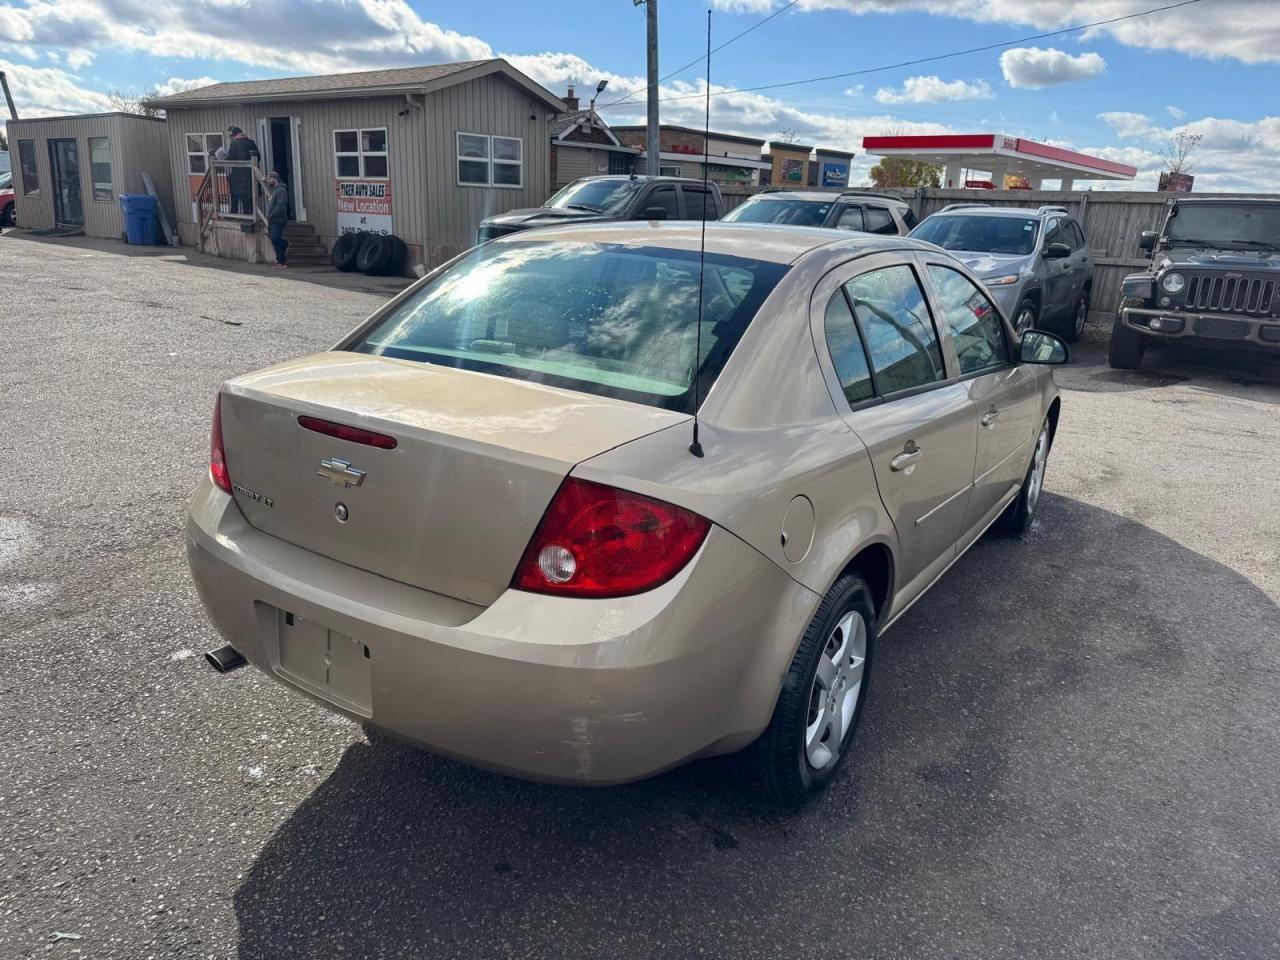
[225,126,260,216]
[264,171,290,267]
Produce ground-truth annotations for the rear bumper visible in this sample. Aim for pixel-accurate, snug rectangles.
[1120,306,1280,350]
[186,477,820,784]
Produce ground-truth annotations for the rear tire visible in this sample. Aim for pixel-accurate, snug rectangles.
[995,418,1051,538]
[1108,302,1146,370]
[739,572,875,808]
[1,203,13,227]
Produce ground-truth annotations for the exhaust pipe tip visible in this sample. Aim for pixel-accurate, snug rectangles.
[205,644,248,673]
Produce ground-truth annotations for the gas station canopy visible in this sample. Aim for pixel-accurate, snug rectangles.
[862,134,1137,190]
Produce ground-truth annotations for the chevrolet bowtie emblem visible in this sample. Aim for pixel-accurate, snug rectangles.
[317,457,366,488]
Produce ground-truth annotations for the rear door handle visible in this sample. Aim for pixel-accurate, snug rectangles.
[981,407,1000,427]
[890,443,922,472]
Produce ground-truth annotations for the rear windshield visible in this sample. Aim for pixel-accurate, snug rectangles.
[911,215,1039,255]
[347,241,789,413]
[723,197,832,227]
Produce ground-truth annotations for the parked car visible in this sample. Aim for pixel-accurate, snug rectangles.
[476,175,723,243]
[0,171,14,227]
[1110,197,1280,369]
[910,204,1094,341]
[721,190,915,236]
[188,222,1067,806]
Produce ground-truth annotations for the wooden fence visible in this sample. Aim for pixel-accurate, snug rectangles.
[718,185,1277,317]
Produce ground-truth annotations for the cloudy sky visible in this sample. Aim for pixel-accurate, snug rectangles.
[2,0,1278,190]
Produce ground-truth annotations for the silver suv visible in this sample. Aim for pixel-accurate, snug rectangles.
[910,204,1094,342]
[722,190,915,236]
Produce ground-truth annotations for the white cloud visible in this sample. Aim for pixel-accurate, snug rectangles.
[843,85,864,98]
[873,75,992,104]
[1098,110,1158,138]
[152,76,218,97]
[1000,47,1106,89]
[1166,105,1187,120]
[0,58,111,116]
[764,0,1280,65]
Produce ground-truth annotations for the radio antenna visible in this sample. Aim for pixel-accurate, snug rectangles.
[688,7,712,459]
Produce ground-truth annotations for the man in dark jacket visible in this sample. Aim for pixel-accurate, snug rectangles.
[264,171,289,267]
[225,126,260,215]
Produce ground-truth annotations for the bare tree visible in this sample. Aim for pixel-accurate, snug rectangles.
[106,88,163,117]
[1161,131,1202,175]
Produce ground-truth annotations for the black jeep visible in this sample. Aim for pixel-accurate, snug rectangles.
[1110,198,1280,369]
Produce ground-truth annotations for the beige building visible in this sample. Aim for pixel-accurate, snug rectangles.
[146,59,565,269]
[5,112,173,238]
[765,141,814,189]
[549,86,638,189]
[613,125,769,185]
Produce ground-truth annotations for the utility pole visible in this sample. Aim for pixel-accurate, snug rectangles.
[643,0,659,176]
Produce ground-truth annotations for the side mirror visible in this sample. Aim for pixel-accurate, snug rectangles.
[1139,230,1157,251]
[1043,242,1071,259]
[642,206,668,220]
[1019,330,1069,365]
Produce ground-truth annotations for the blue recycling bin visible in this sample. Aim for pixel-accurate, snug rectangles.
[119,194,161,245]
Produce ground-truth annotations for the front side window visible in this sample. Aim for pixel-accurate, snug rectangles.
[17,139,39,194]
[833,205,864,232]
[864,206,896,235]
[88,137,112,201]
[723,197,832,227]
[910,215,1039,255]
[336,128,388,179]
[457,132,522,187]
[1043,218,1063,248]
[823,290,874,406]
[643,186,679,219]
[347,241,789,413]
[845,265,945,394]
[927,265,1009,375]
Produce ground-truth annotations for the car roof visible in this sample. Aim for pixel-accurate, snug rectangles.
[572,175,712,186]
[488,220,936,266]
[929,206,1050,218]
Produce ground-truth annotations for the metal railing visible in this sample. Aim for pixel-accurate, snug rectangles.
[196,159,268,240]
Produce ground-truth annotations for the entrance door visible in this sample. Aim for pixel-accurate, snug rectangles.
[258,116,306,221]
[49,139,84,228]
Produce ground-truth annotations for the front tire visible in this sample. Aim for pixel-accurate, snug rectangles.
[995,418,1050,538]
[1108,302,1146,369]
[1,203,13,227]
[740,572,875,808]
[1013,298,1038,333]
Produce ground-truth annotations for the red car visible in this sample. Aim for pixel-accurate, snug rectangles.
[1,171,14,227]
[0,171,13,227]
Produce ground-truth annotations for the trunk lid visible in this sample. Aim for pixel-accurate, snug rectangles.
[219,352,686,606]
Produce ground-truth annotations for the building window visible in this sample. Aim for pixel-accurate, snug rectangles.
[658,165,683,177]
[186,133,224,175]
[334,128,388,180]
[17,139,39,195]
[457,132,523,188]
[88,137,113,202]
[608,152,634,175]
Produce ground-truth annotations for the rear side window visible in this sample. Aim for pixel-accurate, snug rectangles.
[927,265,1009,375]
[348,240,789,413]
[845,265,945,394]
[900,206,919,229]
[823,291,875,405]
[682,186,718,220]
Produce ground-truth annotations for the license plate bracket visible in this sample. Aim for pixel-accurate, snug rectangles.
[1197,316,1248,340]
[275,609,372,716]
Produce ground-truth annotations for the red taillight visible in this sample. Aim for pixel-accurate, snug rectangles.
[298,415,398,449]
[210,392,232,493]
[512,478,710,599]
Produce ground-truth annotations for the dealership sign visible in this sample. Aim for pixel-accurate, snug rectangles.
[336,179,393,235]
[821,162,849,188]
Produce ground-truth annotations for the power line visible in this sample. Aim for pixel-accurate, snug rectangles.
[598,0,1206,110]
[600,0,802,110]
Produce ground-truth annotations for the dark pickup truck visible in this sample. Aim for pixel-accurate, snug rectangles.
[1110,197,1280,369]
[476,175,724,244]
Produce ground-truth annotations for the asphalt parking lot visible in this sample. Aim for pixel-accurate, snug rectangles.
[2,233,1278,960]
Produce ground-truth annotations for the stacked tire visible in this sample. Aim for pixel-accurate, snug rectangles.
[331,232,407,276]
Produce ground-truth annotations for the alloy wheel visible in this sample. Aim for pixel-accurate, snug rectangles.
[1027,426,1049,515]
[804,610,867,770]
[1074,296,1089,337]
[1016,306,1036,332]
